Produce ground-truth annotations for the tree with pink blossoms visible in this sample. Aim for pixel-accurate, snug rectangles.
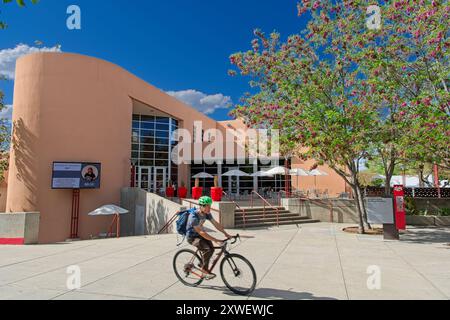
[229,0,449,234]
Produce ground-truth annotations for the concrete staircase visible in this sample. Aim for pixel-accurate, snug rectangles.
[234,206,320,229]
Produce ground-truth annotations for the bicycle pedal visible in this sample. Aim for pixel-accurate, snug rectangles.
[202,273,217,281]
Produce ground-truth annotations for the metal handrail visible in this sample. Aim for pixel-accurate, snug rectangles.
[251,190,280,227]
[222,191,247,229]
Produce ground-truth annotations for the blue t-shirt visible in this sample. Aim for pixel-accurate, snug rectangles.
[186,210,213,239]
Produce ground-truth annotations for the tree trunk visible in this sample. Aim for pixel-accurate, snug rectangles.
[355,183,371,230]
[351,175,365,234]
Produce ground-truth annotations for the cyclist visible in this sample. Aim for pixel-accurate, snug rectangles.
[186,196,233,280]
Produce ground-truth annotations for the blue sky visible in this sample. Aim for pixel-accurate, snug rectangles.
[0,0,308,121]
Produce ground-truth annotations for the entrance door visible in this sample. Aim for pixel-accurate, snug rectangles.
[137,166,167,194]
[154,167,167,195]
[137,167,153,192]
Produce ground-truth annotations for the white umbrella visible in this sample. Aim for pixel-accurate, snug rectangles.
[252,171,274,177]
[289,168,310,176]
[88,205,128,238]
[309,169,329,189]
[192,172,214,179]
[222,170,250,177]
[266,166,289,176]
[88,205,129,216]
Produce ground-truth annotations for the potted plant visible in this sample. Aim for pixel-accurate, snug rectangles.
[211,176,223,202]
[178,181,188,199]
[166,180,175,198]
[192,178,203,200]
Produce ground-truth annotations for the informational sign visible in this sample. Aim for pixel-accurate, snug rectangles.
[366,197,394,224]
[52,162,101,189]
[393,185,406,230]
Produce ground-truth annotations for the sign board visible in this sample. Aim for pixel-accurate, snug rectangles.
[52,162,101,189]
[366,197,394,224]
[393,185,406,230]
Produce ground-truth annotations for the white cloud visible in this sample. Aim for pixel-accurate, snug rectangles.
[0,44,62,80]
[0,105,13,122]
[166,89,232,115]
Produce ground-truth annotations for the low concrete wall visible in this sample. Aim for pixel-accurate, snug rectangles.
[406,216,450,227]
[120,188,186,236]
[414,198,450,215]
[0,213,40,245]
[282,198,359,224]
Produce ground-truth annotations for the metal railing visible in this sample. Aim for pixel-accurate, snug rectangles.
[223,191,248,229]
[250,190,280,227]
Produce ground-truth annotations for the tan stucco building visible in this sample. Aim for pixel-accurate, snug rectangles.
[5,52,348,243]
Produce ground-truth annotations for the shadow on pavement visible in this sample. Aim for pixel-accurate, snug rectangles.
[401,227,450,244]
[201,285,337,300]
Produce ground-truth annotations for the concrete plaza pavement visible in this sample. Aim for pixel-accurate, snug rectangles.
[0,223,449,300]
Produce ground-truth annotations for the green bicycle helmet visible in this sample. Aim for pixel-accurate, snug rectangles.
[198,196,213,206]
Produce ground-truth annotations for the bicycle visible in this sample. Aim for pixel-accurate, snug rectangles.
[173,235,257,295]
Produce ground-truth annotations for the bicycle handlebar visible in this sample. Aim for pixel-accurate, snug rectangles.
[224,234,240,245]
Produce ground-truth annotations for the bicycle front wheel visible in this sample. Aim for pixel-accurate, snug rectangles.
[173,249,204,287]
[220,254,257,295]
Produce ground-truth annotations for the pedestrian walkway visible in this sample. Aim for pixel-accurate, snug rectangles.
[0,223,449,300]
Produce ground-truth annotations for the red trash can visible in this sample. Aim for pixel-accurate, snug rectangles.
[166,187,175,198]
[178,187,188,199]
[211,187,223,202]
[192,187,203,200]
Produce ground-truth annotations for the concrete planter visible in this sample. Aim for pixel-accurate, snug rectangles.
[435,217,450,227]
[406,216,435,226]
[0,213,40,245]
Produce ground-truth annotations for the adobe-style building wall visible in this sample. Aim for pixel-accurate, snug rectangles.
[7,52,220,244]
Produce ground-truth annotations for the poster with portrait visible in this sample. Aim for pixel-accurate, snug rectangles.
[52,162,101,189]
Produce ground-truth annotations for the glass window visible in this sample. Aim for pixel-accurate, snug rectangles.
[156,117,170,124]
[141,129,155,137]
[155,145,169,152]
[141,137,155,145]
[141,115,154,122]
[156,123,169,131]
[133,115,140,121]
[155,130,169,138]
[141,152,155,159]
[140,144,154,152]
[155,138,169,145]
[155,152,169,160]
[140,160,154,167]
[132,144,139,151]
[132,121,140,129]
[132,152,139,158]
[141,122,154,130]
[155,160,169,167]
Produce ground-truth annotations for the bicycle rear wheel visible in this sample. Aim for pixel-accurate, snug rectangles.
[173,249,204,287]
[220,254,257,295]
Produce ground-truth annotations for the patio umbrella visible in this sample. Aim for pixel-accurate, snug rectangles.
[309,169,329,189]
[252,171,274,192]
[192,172,214,179]
[88,205,129,238]
[222,170,250,196]
[222,170,250,177]
[289,168,310,176]
[266,166,289,191]
[252,170,274,177]
[289,169,310,193]
[88,204,129,216]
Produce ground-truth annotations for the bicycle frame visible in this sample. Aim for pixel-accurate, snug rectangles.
[187,243,232,279]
